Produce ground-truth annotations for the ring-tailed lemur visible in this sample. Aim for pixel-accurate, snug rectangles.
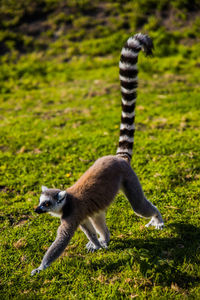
[31,33,164,276]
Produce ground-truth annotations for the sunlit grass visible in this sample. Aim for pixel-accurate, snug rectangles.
[0,38,200,299]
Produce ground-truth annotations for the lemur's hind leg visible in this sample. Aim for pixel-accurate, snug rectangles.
[80,219,101,252]
[122,169,164,229]
[90,211,110,249]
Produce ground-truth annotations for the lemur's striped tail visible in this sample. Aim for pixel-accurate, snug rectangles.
[116,33,153,161]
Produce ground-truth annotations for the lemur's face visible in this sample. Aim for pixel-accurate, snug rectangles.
[35,186,67,215]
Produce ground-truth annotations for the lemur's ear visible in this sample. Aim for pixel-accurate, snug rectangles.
[41,186,48,192]
[57,191,67,203]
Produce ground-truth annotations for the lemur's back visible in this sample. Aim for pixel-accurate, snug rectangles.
[67,154,146,217]
[67,156,126,212]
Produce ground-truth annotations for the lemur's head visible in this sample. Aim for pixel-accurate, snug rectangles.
[35,186,67,216]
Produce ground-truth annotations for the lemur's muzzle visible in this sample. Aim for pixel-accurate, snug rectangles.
[34,206,46,214]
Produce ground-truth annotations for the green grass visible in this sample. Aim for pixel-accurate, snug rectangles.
[0,1,200,299]
[0,49,200,299]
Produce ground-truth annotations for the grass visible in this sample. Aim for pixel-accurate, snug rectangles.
[0,49,200,299]
[0,1,200,299]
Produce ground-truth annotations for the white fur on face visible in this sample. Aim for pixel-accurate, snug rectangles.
[39,194,50,205]
[51,201,65,212]
[49,211,62,218]
[39,191,66,218]
[48,201,65,218]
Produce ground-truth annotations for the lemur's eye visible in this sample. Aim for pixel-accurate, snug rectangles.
[43,201,50,207]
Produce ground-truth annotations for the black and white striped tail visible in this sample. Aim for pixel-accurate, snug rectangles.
[116,33,153,161]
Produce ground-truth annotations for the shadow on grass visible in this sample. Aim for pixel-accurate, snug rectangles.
[88,223,200,289]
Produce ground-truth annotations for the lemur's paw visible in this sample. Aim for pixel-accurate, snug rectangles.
[145,217,164,230]
[98,238,109,249]
[86,241,101,252]
[31,268,41,276]
[155,223,164,230]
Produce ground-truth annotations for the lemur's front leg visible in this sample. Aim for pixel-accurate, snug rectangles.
[31,218,77,275]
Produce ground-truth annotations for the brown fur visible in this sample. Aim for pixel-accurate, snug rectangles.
[31,33,164,275]
[67,156,126,220]
[31,155,164,275]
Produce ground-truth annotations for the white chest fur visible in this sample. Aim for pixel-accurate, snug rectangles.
[49,212,61,218]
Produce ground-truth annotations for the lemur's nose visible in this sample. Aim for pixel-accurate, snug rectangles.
[34,206,43,214]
